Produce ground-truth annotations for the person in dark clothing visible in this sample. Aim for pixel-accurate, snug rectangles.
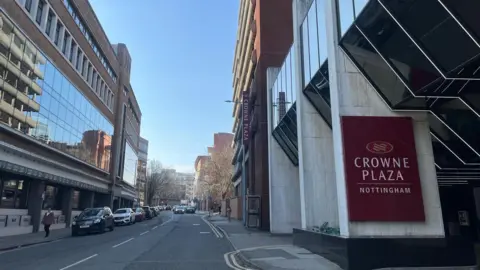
[42,208,55,237]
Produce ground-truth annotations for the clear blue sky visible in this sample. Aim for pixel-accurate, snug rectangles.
[90,1,239,173]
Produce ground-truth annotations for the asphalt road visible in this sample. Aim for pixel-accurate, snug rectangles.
[0,211,234,270]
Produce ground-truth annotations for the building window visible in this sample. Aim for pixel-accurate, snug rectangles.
[0,178,30,209]
[69,42,75,62]
[54,23,62,45]
[72,190,80,209]
[62,32,69,54]
[87,63,92,82]
[45,11,53,36]
[76,48,81,70]
[35,0,45,25]
[25,0,33,12]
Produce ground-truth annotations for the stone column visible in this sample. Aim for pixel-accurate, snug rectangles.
[28,180,45,232]
[61,187,73,227]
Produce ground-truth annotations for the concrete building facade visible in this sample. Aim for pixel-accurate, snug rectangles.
[0,0,142,236]
[136,137,148,206]
[263,0,480,268]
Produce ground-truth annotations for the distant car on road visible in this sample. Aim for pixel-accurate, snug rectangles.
[165,205,172,210]
[173,206,185,214]
[72,207,114,236]
[113,208,135,225]
[185,206,196,214]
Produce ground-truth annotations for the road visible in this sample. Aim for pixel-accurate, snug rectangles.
[0,212,236,270]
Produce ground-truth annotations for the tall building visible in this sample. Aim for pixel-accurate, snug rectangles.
[230,0,293,231]
[207,132,234,155]
[136,137,148,206]
[0,0,141,236]
[262,0,480,268]
[175,172,195,200]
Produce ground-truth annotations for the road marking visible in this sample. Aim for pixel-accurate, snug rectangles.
[112,238,134,248]
[200,231,211,234]
[201,216,223,238]
[59,254,98,270]
[193,223,200,226]
[224,251,250,270]
[140,231,149,236]
[152,226,158,230]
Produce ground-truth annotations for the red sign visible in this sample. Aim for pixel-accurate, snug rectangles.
[341,116,425,221]
[242,92,249,144]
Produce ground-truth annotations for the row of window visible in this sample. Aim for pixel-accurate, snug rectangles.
[0,11,113,170]
[63,0,117,82]
[21,0,115,112]
[272,46,297,128]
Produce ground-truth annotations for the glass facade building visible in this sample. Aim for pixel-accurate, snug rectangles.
[0,12,113,171]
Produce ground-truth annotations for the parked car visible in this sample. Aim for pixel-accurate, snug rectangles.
[113,208,135,225]
[72,207,114,236]
[165,205,172,210]
[185,206,196,214]
[174,206,186,214]
[142,206,153,219]
[134,208,145,222]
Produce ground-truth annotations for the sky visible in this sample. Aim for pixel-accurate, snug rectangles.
[89,1,240,173]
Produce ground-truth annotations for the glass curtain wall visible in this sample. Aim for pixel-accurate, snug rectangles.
[0,12,113,171]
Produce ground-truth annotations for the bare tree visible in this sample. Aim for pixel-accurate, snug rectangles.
[145,160,175,205]
[202,147,234,200]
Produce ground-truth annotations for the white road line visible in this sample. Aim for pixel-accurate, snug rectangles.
[112,238,134,248]
[140,231,149,236]
[201,216,222,238]
[152,226,158,230]
[59,254,98,270]
[193,223,200,226]
[200,231,211,234]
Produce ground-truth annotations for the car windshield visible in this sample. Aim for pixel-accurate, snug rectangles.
[115,209,127,214]
[136,208,143,213]
[78,209,102,218]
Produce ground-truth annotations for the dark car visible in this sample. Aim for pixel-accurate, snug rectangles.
[185,206,196,214]
[165,205,172,210]
[142,206,153,219]
[72,207,114,236]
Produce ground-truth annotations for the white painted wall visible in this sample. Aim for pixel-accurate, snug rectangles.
[267,67,301,234]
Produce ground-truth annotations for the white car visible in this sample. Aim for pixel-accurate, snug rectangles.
[113,208,135,225]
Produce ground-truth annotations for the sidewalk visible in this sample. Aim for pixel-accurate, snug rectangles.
[0,227,71,252]
[208,215,341,270]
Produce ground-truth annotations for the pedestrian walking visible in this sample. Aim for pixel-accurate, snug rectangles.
[42,208,54,238]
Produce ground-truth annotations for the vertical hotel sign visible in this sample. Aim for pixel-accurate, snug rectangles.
[341,116,425,221]
[242,91,249,145]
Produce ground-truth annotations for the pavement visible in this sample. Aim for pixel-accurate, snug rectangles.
[207,215,342,270]
[0,211,235,270]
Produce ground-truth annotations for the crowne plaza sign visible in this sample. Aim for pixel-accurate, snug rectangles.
[341,116,425,222]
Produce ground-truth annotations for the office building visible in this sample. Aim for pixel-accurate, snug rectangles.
[230,0,293,231]
[0,0,142,236]
[136,137,148,206]
[264,0,480,268]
